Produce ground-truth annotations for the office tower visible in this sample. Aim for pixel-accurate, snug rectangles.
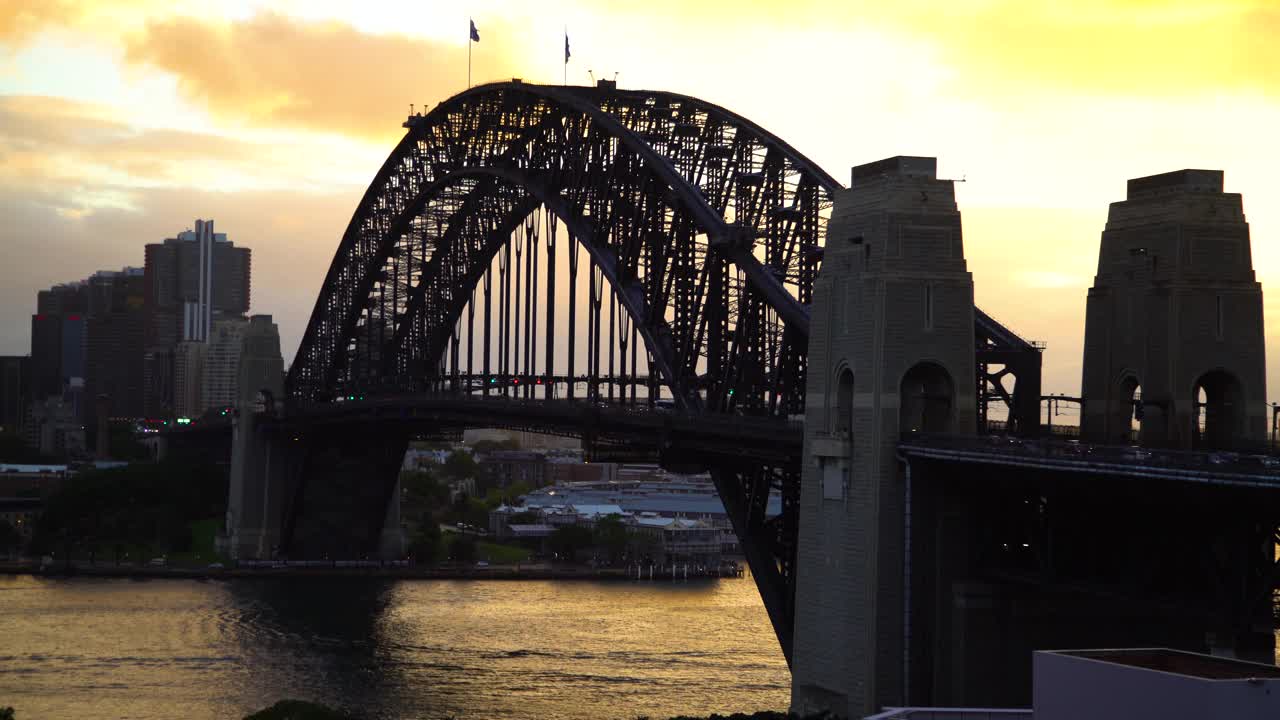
[84,268,146,423]
[143,220,251,415]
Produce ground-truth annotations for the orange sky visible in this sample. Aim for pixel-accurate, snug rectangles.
[2,0,1279,404]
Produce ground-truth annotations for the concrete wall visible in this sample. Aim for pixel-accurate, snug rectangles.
[1034,651,1280,720]
[1081,169,1267,450]
[792,156,976,718]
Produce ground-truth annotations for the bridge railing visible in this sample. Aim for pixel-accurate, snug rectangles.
[901,432,1280,479]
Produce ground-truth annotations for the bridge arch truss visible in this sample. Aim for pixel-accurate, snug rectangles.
[285,81,1043,662]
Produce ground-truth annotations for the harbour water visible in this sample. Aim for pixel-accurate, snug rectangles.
[0,574,789,720]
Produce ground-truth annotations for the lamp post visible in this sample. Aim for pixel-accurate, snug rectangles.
[1271,403,1279,450]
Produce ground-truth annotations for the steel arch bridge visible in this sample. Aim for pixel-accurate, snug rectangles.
[283,80,1041,663]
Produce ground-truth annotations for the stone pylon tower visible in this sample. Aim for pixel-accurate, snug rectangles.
[1081,170,1266,450]
[791,157,976,717]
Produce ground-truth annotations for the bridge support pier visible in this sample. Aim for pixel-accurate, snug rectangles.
[792,157,977,718]
[227,411,304,560]
[276,424,409,560]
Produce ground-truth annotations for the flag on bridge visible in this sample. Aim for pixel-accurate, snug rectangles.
[564,31,570,63]
[468,19,479,89]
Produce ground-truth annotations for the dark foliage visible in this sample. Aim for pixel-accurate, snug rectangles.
[29,452,226,557]
[243,700,358,720]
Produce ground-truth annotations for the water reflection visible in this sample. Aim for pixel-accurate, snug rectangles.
[0,576,788,720]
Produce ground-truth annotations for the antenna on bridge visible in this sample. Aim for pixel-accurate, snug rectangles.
[588,69,596,84]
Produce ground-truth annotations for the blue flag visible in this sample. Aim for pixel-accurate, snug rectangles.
[470,19,480,42]
[564,32,570,64]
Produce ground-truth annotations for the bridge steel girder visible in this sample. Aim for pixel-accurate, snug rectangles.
[284,81,1040,664]
[286,81,839,663]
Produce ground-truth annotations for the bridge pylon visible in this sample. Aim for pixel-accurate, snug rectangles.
[1081,170,1267,450]
[791,157,977,717]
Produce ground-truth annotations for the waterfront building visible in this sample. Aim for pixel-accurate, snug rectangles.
[0,462,68,496]
[477,449,548,491]
[544,457,617,485]
[0,463,69,548]
[633,516,721,566]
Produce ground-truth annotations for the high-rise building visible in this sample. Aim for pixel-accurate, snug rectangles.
[0,356,29,434]
[30,281,89,413]
[202,318,249,413]
[172,341,207,419]
[199,315,282,415]
[143,219,251,415]
[27,395,86,458]
[237,315,284,410]
[84,268,146,422]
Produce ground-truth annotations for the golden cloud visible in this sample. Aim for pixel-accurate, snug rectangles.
[0,0,173,41]
[594,0,1280,96]
[123,12,525,141]
[0,0,78,40]
[0,94,374,221]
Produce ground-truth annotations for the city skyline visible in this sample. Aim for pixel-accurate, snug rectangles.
[2,1,1279,400]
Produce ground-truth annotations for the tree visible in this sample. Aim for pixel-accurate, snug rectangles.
[442,450,479,480]
[593,514,630,565]
[409,518,442,564]
[449,533,477,563]
[0,431,56,464]
[0,519,21,555]
[243,700,355,720]
[30,453,227,557]
[634,531,662,563]
[548,524,593,562]
[401,470,449,510]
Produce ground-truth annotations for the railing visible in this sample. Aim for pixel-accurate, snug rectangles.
[863,708,1031,720]
[901,432,1280,480]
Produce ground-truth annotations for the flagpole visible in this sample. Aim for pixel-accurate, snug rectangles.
[468,20,472,89]
[563,27,567,86]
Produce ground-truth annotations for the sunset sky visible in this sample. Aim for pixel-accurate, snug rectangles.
[2,0,1278,401]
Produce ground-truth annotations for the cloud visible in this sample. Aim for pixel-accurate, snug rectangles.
[0,0,172,42]
[122,12,525,140]
[0,94,378,220]
[0,93,373,365]
[591,0,1280,97]
[0,0,78,41]
[0,182,357,366]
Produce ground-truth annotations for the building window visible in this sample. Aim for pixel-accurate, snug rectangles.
[924,283,934,331]
[1216,295,1224,341]
[835,369,853,435]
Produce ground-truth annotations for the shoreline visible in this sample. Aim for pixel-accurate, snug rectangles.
[0,561,742,582]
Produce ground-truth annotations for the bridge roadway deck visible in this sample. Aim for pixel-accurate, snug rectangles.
[899,434,1280,488]
[270,395,804,466]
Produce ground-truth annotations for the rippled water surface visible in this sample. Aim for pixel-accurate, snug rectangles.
[0,575,789,719]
